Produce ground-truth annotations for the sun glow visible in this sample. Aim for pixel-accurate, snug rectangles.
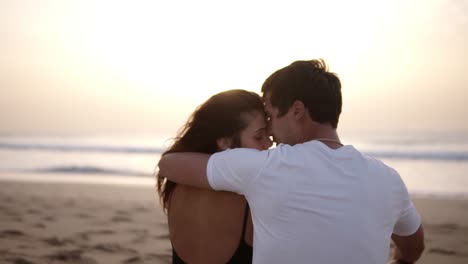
[1,0,467,134]
[57,0,378,105]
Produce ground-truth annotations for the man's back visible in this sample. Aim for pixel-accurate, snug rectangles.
[207,140,421,263]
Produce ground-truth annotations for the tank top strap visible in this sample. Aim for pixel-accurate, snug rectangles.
[241,202,250,241]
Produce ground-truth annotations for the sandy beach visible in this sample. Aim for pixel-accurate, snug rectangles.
[0,177,171,264]
[0,176,467,264]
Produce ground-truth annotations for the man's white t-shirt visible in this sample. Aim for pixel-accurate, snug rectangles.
[207,140,421,264]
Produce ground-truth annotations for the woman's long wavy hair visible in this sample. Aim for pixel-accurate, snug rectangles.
[156,89,264,213]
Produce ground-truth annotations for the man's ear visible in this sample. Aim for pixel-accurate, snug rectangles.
[291,100,306,120]
[216,137,232,151]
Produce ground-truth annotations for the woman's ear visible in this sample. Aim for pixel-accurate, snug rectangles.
[216,137,232,151]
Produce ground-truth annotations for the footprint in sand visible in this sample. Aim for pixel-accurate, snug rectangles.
[42,237,74,247]
[122,253,171,264]
[25,209,41,215]
[32,223,46,229]
[76,229,115,241]
[125,229,149,244]
[1,250,39,264]
[44,249,97,264]
[122,256,143,264]
[154,233,170,240]
[1,208,22,221]
[91,243,137,254]
[76,213,92,219]
[126,228,148,235]
[133,206,149,213]
[429,247,457,256]
[2,208,16,215]
[130,237,146,244]
[17,244,34,250]
[0,230,25,238]
[110,209,134,222]
[429,223,459,233]
[111,215,133,223]
[115,209,129,215]
[10,216,23,222]
[9,257,37,264]
[145,253,172,264]
[42,216,56,222]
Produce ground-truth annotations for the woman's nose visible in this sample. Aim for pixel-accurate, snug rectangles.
[265,137,273,149]
[266,123,273,136]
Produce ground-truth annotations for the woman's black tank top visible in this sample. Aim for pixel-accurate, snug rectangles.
[172,203,253,264]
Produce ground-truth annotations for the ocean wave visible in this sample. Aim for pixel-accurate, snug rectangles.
[26,166,150,176]
[366,138,468,146]
[409,190,468,199]
[0,143,163,154]
[1,142,468,161]
[365,151,468,161]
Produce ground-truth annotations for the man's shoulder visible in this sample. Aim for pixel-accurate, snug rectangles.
[334,144,400,176]
[212,147,273,162]
[218,147,266,155]
[355,150,404,184]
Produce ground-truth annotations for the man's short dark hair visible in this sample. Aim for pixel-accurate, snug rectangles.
[261,59,342,128]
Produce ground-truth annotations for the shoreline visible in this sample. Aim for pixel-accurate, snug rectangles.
[2,171,468,200]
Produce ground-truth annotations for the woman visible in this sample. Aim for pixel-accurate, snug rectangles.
[157,89,272,264]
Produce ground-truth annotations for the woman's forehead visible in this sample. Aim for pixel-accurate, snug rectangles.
[242,112,266,129]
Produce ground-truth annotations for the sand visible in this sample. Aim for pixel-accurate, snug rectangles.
[0,177,467,264]
[0,178,171,264]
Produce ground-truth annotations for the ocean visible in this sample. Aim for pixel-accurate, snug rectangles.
[1,131,467,198]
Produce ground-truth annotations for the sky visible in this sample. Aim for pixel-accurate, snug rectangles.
[1,0,467,137]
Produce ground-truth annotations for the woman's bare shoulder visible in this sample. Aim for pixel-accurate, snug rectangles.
[168,185,249,263]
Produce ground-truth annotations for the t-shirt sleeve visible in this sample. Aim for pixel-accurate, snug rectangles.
[207,148,269,195]
[392,170,422,236]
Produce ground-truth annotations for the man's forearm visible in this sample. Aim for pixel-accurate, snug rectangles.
[390,225,425,263]
[388,247,413,264]
[158,152,212,189]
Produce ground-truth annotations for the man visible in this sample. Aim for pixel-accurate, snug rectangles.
[158,59,425,263]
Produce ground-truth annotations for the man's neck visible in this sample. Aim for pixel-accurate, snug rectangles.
[300,123,341,149]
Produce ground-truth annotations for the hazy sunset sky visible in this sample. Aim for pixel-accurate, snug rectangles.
[1,0,467,136]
